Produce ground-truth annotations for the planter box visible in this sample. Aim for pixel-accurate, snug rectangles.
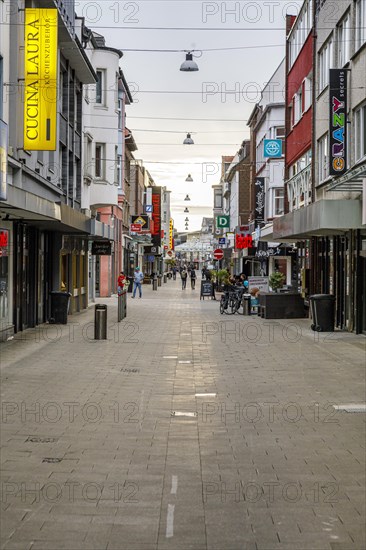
[258,292,305,319]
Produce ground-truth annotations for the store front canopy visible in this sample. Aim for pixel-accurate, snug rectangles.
[273,199,362,240]
[326,162,366,192]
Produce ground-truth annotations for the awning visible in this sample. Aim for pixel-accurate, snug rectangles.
[273,199,363,240]
[88,219,115,241]
[0,185,61,222]
[326,162,366,192]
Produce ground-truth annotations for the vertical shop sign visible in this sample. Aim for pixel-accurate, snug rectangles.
[329,69,347,176]
[255,177,265,226]
[24,9,58,150]
[151,187,162,247]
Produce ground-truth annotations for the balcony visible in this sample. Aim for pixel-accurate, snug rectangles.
[286,164,312,212]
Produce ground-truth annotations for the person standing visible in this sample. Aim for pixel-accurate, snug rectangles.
[172,266,177,280]
[131,267,144,298]
[190,268,196,289]
[181,267,188,290]
[117,271,126,295]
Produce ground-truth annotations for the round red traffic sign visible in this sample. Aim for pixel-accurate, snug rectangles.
[213,248,224,260]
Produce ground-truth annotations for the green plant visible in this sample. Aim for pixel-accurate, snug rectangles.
[215,269,230,288]
[269,271,286,291]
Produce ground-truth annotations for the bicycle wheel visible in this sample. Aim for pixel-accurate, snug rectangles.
[229,296,237,314]
[219,297,226,314]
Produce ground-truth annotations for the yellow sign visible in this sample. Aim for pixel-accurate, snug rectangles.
[134,216,147,226]
[24,9,58,150]
[169,218,174,249]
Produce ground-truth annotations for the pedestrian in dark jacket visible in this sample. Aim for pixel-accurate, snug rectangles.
[181,268,188,290]
[190,268,196,289]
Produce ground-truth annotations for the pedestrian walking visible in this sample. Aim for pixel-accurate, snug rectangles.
[131,267,144,298]
[190,268,196,289]
[172,266,177,280]
[181,267,188,290]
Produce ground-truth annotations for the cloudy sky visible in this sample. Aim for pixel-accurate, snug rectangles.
[77,0,303,231]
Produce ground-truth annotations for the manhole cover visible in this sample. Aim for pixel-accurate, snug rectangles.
[333,404,366,413]
[42,457,63,463]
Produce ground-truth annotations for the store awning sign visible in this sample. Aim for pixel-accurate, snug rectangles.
[329,69,347,176]
[24,9,58,150]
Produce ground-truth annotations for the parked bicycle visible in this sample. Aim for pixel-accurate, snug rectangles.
[219,286,241,314]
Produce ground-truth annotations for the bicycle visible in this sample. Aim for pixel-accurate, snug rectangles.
[220,287,239,314]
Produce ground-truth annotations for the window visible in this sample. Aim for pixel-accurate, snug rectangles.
[304,74,312,111]
[95,143,105,178]
[214,190,223,209]
[337,13,350,67]
[288,0,313,68]
[293,86,303,125]
[354,103,366,161]
[355,0,366,51]
[275,127,285,139]
[318,38,333,92]
[0,56,3,120]
[96,70,103,104]
[318,133,329,182]
[274,188,284,216]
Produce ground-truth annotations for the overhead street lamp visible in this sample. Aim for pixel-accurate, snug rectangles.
[180,52,199,72]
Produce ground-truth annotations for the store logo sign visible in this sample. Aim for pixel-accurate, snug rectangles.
[329,69,347,176]
[24,9,58,150]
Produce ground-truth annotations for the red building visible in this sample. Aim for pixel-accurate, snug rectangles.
[283,2,314,296]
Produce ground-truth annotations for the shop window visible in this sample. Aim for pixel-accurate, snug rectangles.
[0,229,9,324]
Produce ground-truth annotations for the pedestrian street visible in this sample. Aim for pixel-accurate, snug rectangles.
[1,277,365,550]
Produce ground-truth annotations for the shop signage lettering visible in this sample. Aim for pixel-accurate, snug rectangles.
[235,234,253,249]
[169,218,174,249]
[91,241,112,255]
[24,9,58,150]
[0,230,9,247]
[151,188,162,247]
[329,69,347,176]
[255,178,265,225]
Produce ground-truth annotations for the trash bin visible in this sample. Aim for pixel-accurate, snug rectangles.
[127,276,133,293]
[158,275,162,287]
[310,294,335,332]
[49,291,71,324]
[163,274,167,283]
[153,277,158,291]
[95,304,107,339]
[242,294,251,316]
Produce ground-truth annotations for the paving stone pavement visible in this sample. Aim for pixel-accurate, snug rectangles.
[0,277,365,550]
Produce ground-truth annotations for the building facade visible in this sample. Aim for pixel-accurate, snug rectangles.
[0,1,98,338]
[274,0,366,333]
